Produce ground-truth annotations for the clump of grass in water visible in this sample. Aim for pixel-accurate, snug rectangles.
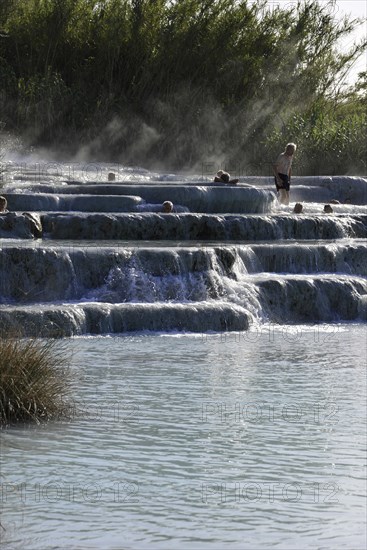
[0,336,71,426]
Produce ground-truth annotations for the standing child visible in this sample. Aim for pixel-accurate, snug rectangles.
[272,143,297,205]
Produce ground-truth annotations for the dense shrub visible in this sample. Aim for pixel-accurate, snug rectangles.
[0,0,365,172]
[263,94,367,175]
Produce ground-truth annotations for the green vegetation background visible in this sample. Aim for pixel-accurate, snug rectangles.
[0,0,366,174]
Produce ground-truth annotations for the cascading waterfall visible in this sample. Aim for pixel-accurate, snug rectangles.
[0,242,366,335]
[0,165,366,335]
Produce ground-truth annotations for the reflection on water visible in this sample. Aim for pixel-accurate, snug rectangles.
[1,325,366,549]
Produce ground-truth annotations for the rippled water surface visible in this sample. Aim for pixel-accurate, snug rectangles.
[1,325,366,549]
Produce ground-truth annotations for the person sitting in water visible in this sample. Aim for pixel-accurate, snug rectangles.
[136,201,189,213]
[108,172,116,182]
[213,170,239,185]
[272,142,297,205]
[324,204,333,214]
[0,196,8,213]
[293,202,303,214]
[162,201,173,213]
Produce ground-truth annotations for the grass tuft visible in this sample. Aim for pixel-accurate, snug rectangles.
[0,336,72,426]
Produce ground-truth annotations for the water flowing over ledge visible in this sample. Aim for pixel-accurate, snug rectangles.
[40,212,367,241]
[0,302,250,337]
[1,244,367,303]
[0,244,366,335]
[1,168,366,334]
[3,185,276,214]
[4,175,367,204]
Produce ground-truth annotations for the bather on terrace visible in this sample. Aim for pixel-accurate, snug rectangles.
[213,170,239,185]
[136,201,189,213]
[0,196,8,213]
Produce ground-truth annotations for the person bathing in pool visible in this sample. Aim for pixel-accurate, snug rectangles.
[0,196,8,213]
[272,143,297,205]
[213,170,239,185]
